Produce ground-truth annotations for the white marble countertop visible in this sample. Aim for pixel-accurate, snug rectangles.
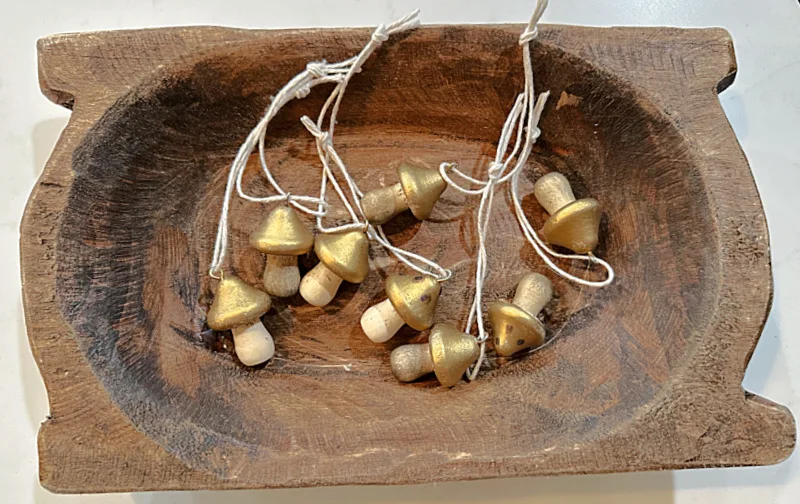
[2,1,798,502]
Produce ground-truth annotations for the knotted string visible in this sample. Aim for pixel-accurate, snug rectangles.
[209,11,423,279]
[298,10,452,282]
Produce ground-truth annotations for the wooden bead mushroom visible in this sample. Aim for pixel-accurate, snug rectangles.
[390,323,479,387]
[533,172,602,254]
[299,230,370,307]
[250,206,314,298]
[207,275,275,366]
[360,162,447,225]
[488,272,552,357]
[360,274,440,343]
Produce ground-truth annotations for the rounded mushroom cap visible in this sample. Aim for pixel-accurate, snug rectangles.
[398,162,447,220]
[487,301,545,357]
[207,275,271,331]
[250,206,314,255]
[541,198,601,254]
[314,230,370,283]
[385,274,441,331]
[429,324,480,387]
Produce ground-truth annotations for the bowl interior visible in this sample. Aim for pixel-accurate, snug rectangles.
[58,27,718,478]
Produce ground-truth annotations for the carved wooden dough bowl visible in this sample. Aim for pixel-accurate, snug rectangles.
[23,24,795,493]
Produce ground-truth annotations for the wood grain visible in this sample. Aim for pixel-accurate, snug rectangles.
[22,24,794,493]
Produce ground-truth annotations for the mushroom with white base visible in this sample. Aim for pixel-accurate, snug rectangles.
[488,272,552,357]
[207,275,275,366]
[299,230,370,307]
[533,172,602,254]
[361,273,440,343]
[250,206,314,297]
[360,162,447,225]
[390,323,479,387]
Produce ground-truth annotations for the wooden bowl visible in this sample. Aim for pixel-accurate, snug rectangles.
[23,24,794,492]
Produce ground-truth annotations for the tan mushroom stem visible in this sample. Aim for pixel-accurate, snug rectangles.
[231,322,275,366]
[513,273,552,317]
[534,172,576,214]
[390,343,434,382]
[360,184,408,225]
[299,262,344,307]
[263,254,301,298]
[361,298,406,343]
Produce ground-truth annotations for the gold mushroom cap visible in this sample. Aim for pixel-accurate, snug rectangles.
[314,230,370,283]
[207,275,272,331]
[429,324,480,387]
[534,172,601,254]
[398,162,447,220]
[488,272,552,357]
[385,274,441,330]
[249,206,314,256]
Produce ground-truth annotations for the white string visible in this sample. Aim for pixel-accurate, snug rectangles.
[296,11,452,282]
[208,11,420,279]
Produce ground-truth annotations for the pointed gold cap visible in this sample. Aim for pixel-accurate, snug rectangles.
[541,198,601,254]
[385,274,441,331]
[488,301,545,357]
[250,206,314,255]
[429,324,480,387]
[207,275,271,331]
[398,162,447,220]
[315,230,370,283]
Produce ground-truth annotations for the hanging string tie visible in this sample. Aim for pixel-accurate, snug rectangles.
[208,11,420,279]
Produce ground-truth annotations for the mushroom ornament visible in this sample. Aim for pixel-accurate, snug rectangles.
[360,273,441,343]
[488,273,552,357]
[533,172,602,254]
[390,323,480,387]
[299,230,370,307]
[250,206,314,297]
[360,162,447,225]
[207,275,275,366]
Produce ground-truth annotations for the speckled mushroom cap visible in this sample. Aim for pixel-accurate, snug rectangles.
[487,301,546,357]
[207,275,271,331]
[429,324,480,387]
[249,206,314,255]
[314,230,370,283]
[397,162,447,220]
[385,274,441,331]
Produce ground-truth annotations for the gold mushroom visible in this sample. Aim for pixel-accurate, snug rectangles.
[360,274,440,343]
[250,206,314,298]
[208,275,274,366]
[360,162,447,225]
[390,323,479,387]
[299,230,370,307]
[488,272,552,357]
[533,172,602,254]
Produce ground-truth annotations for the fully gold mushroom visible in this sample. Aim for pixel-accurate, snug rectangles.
[360,162,447,225]
[250,206,314,297]
[533,172,602,254]
[207,275,274,366]
[488,272,552,357]
[360,274,440,343]
[390,323,479,387]
[299,230,370,307]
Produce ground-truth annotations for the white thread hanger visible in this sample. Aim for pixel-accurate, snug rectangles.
[208,10,435,279]
[298,12,452,282]
[438,0,614,381]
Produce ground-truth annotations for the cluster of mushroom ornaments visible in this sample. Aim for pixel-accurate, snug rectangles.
[207,161,604,388]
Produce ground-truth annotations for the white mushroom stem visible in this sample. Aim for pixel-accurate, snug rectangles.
[231,321,275,366]
[360,184,408,225]
[299,262,344,307]
[263,254,301,298]
[360,298,406,343]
